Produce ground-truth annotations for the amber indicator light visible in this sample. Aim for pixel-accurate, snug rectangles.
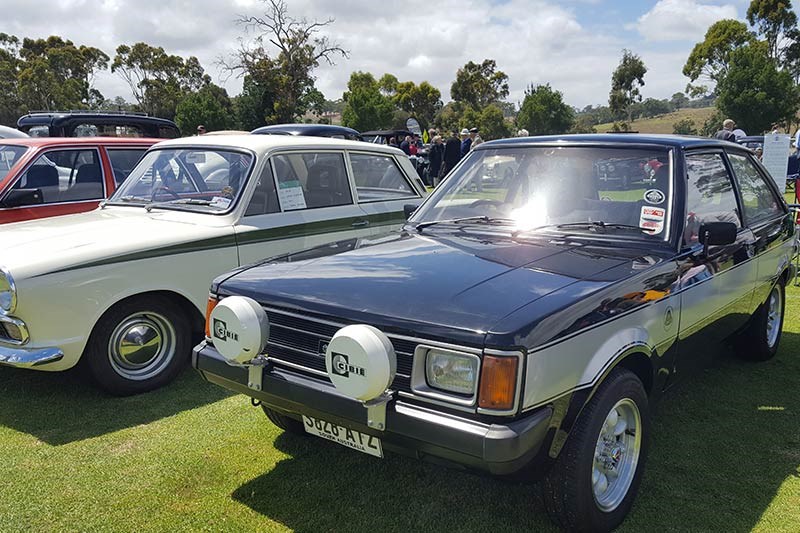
[204,295,219,338]
[478,355,518,410]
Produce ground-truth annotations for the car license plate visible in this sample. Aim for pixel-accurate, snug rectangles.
[302,415,383,458]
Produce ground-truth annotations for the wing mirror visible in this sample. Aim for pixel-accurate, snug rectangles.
[404,203,417,220]
[1,188,43,208]
[700,222,737,256]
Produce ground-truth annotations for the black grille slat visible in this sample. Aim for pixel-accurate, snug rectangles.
[263,308,416,393]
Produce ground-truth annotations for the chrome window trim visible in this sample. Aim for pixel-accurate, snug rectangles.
[0,314,29,345]
[410,345,481,406]
[268,149,356,212]
[0,265,17,315]
[2,147,107,207]
[345,150,422,203]
[476,348,525,416]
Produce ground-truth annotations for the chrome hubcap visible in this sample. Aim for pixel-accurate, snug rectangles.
[765,286,783,349]
[108,311,176,381]
[592,398,641,512]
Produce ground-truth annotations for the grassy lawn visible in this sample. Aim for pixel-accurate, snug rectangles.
[2,291,800,532]
[595,107,717,134]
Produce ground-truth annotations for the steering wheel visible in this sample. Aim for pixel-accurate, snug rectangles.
[469,198,505,209]
[151,186,180,201]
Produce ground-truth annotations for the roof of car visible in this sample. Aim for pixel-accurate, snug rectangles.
[361,129,414,137]
[0,137,161,147]
[17,112,178,128]
[153,133,407,155]
[482,133,739,150]
[251,123,361,137]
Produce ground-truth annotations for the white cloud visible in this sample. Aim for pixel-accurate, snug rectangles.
[636,0,738,42]
[0,0,707,112]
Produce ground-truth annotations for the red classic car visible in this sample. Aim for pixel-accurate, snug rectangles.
[0,137,158,224]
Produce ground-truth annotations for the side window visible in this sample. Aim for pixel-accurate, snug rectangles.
[107,149,147,184]
[684,152,741,246]
[11,149,103,206]
[350,153,416,202]
[272,152,352,211]
[727,152,783,223]
[245,161,280,216]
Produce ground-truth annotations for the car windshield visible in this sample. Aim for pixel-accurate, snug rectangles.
[109,147,254,213]
[414,145,673,240]
[0,145,28,181]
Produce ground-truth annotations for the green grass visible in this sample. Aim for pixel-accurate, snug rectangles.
[2,291,800,531]
[595,107,717,134]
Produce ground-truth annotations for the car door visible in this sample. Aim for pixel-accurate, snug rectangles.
[0,147,107,224]
[675,150,757,374]
[235,150,374,265]
[346,150,425,236]
[725,149,794,305]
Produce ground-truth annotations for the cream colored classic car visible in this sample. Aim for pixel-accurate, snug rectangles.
[0,134,425,394]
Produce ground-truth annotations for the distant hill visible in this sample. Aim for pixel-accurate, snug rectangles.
[594,107,716,134]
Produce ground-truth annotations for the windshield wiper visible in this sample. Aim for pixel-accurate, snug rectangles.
[513,221,648,237]
[415,215,515,232]
[144,198,214,212]
[115,195,147,203]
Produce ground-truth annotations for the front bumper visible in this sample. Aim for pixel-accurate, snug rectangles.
[0,344,64,367]
[194,342,553,475]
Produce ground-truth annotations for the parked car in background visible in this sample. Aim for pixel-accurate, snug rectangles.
[17,111,180,138]
[0,137,157,224]
[0,125,28,139]
[194,134,794,532]
[736,135,764,151]
[360,129,415,145]
[0,135,426,395]
[252,123,361,141]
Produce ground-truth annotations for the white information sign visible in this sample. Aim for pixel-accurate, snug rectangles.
[761,134,790,192]
[277,180,307,210]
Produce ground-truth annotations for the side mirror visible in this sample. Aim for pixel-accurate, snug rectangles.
[700,221,737,255]
[1,188,43,208]
[403,203,417,220]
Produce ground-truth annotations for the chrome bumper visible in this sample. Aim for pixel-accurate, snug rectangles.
[0,344,64,367]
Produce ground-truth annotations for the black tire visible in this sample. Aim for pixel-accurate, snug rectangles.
[261,405,306,435]
[83,295,191,396]
[740,280,785,361]
[542,368,650,532]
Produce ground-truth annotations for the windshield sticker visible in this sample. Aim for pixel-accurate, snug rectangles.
[644,189,665,205]
[640,206,665,234]
[209,196,232,209]
[277,180,307,210]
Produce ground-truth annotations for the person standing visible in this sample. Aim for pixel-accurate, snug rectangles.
[714,119,737,142]
[441,131,462,181]
[460,128,472,157]
[428,135,444,186]
[470,127,483,150]
[400,135,412,155]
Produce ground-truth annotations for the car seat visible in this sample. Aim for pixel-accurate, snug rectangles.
[305,163,350,208]
[59,163,103,202]
[25,165,59,188]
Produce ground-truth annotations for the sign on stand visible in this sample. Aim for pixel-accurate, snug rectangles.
[761,134,790,192]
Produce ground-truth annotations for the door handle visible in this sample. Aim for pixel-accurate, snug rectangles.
[351,219,370,228]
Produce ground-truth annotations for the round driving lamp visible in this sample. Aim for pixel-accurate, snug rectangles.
[0,266,16,314]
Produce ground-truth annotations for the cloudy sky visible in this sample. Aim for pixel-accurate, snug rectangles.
[0,0,770,108]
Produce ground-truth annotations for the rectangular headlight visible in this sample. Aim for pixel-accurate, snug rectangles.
[425,349,479,395]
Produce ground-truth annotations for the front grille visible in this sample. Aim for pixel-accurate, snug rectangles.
[263,307,415,393]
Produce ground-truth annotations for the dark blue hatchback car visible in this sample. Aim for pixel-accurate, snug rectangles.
[194,134,795,531]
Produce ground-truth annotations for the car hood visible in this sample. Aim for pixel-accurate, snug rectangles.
[0,206,233,279]
[218,230,660,346]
